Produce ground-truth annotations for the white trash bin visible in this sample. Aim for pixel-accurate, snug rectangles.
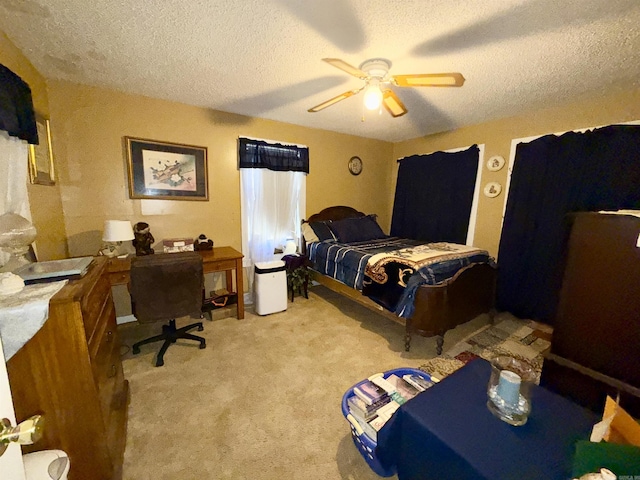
[23,450,70,480]
[254,260,287,315]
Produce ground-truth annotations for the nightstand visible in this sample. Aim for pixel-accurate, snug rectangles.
[282,254,312,301]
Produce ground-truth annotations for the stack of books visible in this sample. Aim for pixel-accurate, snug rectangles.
[347,373,434,442]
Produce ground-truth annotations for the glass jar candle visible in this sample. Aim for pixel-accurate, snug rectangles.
[486,356,536,426]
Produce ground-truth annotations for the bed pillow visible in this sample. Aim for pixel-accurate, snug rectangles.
[301,222,319,243]
[309,221,336,242]
[329,215,387,243]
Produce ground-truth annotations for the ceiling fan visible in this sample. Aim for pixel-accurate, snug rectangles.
[308,58,465,118]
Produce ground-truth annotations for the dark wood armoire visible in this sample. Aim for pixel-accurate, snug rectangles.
[540,211,640,417]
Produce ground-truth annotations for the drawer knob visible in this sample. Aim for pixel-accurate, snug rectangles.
[0,415,44,457]
[106,330,113,343]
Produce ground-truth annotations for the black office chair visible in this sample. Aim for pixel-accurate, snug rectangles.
[130,252,206,366]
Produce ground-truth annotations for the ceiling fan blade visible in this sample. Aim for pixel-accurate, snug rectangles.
[391,73,465,87]
[382,89,407,118]
[307,87,364,113]
[322,58,368,80]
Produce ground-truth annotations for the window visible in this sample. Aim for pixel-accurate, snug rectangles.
[239,138,308,273]
[391,145,482,244]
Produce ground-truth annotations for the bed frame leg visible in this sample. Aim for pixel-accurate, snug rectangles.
[436,335,444,356]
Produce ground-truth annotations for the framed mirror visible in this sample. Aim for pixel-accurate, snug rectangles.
[28,115,55,185]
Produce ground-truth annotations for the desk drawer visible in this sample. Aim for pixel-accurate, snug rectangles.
[108,271,129,286]
[204,259,236,273]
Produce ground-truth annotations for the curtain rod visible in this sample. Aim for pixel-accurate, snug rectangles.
[396,144,480,162]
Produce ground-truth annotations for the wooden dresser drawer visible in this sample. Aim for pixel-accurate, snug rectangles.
[92,316,123,424]
[82,272,113,342]
[88,292,117,357]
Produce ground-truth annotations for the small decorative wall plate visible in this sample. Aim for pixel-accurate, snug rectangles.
[348,156,363,175]
[484,182,502,198]
[486,155,505,172]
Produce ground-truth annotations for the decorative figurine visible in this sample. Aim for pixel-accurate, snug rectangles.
[132,222,155,256]
[194,234,213,251]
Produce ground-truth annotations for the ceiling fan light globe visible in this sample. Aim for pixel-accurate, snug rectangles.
[364,85,383,110]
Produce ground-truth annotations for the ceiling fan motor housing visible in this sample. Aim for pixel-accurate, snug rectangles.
[359,58,391,80]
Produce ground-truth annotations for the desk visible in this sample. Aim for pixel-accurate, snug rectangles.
[107,246,244,319]
[376,359,598,480]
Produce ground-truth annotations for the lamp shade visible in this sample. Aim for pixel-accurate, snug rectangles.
[102,220,134,242]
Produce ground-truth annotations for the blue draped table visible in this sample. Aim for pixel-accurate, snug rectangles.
[376,359,598,480]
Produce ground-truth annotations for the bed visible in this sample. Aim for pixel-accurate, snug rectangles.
[303,206,497,354]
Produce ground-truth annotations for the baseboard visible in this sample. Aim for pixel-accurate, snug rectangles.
[116,314,137,325]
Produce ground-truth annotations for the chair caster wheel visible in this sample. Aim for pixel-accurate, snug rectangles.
[198,325,204,332]
[199,342,206,349]
[133,346,140,355]
[155,359,164,367]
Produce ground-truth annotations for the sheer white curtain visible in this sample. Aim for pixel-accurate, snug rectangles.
[0,130,32,267]
[240,168,305,269]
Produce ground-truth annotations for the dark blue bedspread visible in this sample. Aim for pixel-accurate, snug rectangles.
[308,238,493,317]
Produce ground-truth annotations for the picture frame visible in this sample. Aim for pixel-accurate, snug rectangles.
[125,137,208,201]
[28,115,55,185]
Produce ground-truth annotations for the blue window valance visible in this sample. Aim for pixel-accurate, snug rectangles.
[0,63,38,144]
[238,137,309,173]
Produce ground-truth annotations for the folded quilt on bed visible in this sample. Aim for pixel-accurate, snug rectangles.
[309,237,416,290]
[308,238,493,316]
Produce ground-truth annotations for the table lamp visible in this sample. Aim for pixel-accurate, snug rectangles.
[101,220,134,258]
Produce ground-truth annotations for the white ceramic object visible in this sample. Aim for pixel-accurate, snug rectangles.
[573,468,616,480]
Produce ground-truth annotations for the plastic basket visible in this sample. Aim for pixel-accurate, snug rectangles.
[341,367,433,477]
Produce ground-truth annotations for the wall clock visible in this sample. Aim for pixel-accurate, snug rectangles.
[348,156,363,176]
[486,155,505,172]
[483,182,502,198]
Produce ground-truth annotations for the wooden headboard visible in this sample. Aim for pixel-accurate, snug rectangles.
[304,205,366,224]
[301,206,367,255]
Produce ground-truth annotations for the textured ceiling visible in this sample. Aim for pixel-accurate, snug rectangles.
[1,0,639,142]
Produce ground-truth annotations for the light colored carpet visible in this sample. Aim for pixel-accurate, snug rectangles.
[118,284,492,480]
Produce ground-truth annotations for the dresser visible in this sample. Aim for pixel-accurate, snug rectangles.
[6,256,129,480]
[540,212,640,417]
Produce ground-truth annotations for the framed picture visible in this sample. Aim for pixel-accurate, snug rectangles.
[125,137,208,200]
[28,115,55,185]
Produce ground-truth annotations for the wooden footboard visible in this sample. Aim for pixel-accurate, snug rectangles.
[310,262,496,355]
[408,262,496,354]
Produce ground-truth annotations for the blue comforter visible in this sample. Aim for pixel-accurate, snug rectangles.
[308,237,493,318]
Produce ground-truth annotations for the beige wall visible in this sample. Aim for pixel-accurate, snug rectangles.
[393,88,640,257]
[47,80,394,258]
[0,32,67,261]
